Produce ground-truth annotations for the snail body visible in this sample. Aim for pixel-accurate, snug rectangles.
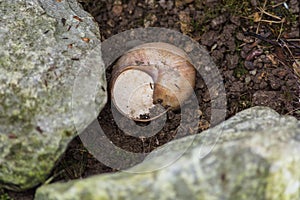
[111,42,196,121]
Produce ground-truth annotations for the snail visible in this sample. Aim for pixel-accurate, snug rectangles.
[110,42,196,122]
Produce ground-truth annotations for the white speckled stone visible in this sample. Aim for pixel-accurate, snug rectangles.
[0,0,106,191]
[35,107,300,200]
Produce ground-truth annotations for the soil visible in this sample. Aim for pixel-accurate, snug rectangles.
[3,0,299,199]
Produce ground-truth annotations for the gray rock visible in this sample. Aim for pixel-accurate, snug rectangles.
[35,106,300,200]
[0,0,106,191]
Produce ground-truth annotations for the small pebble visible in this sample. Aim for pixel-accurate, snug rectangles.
[245,76,251,84]
[107,19,115,27]
[112,5,123,17]
[249,69,257,75]
[250,0,257,7]
[259,81,268,89]
[244,61,255,70]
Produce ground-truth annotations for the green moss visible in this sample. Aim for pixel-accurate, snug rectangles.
[195,0,297,38]
[266,159,300,199]
[190,19,199,32]
[234,62,248,78]
[0,193,12,200]
[239,94,252,109]
[221,0,252,16]
[283,89,293,102]
[193,0,254,35]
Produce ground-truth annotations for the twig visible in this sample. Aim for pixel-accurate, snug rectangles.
[256,0,268,34]
[257,6,282,20]
[285,108,300,116]
[277,20,284,40]
[258,18,285,24]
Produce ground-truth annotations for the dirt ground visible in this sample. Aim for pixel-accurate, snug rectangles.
[3,0,299,199]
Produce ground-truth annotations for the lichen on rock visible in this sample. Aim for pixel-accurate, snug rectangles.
[35,107,300,200]
[0,0,106,191]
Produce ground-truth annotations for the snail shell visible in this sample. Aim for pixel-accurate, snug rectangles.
[110,42,196,121]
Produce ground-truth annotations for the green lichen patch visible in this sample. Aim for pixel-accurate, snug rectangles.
[0,0,107,191]
[35,107,300,200]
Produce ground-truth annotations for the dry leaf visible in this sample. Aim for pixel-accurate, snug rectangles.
[253,12,261,22]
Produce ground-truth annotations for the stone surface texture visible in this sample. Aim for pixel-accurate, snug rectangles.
[0,0,106,191]
[35,107,300,200]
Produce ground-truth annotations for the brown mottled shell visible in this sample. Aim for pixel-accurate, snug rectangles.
[110,42,196,121]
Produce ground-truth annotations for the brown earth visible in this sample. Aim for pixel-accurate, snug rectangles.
[3,0,299,199]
